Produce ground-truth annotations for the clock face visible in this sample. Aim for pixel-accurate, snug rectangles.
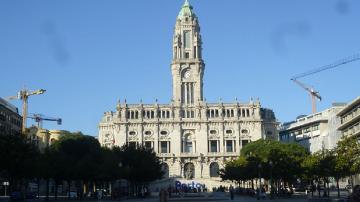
[184,70,191,79]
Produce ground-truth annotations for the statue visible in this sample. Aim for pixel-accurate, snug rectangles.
[184,163,194,179]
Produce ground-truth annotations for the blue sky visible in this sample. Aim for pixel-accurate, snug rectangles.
[0,0,359,136]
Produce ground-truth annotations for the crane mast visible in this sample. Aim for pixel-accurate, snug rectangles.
[7,88,46,134]
[291,79,321,114]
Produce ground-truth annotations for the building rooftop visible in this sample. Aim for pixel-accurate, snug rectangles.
[281,104,344,131]
[0,97,19,114]
[337,96,360,116]
[178,0,196,19]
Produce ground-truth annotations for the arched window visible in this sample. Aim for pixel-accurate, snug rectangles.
[183,133,193,153]
[151,111,155,118]
[162,163,169,178]
[209,162,219,177]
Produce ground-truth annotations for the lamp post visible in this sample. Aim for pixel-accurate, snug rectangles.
[258,163,262,200]
[269,161,274,200]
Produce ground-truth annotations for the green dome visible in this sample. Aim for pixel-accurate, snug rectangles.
[178,0,196,19]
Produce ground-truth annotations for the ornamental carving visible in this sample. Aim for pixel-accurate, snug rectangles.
[208,134,220,139]
[159,136,171,141]
[127,136,138,141]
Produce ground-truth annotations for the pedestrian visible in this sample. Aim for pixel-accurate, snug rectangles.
[230,185,234,200]
[97,189,103,202]
[159,188,168,202]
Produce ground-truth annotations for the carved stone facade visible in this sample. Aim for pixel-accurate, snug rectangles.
[99,0,278,189]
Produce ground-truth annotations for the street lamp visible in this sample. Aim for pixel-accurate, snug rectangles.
[258,163,262,200]
[269,161,274,200]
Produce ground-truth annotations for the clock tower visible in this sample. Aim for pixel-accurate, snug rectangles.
[171,0,204,105]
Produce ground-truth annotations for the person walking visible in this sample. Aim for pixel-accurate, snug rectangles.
[159,188,168,202]
[229,185,234,200]
[97,189,103,202]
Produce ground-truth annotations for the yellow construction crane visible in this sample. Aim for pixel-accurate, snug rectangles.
[291,79,321,114]
[7,88,46,134]
[291,53,360,114]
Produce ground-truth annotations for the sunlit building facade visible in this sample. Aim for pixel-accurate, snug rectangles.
[99,1,278,189]
[337,96,360,186]
[279,104,345,153]
[0,97,22,136]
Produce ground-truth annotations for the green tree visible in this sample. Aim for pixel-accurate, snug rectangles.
[0,133,40,194]
[117,144,163,196]
[222,139,308,196]
[49,133,102,198]
[335,135,360,187]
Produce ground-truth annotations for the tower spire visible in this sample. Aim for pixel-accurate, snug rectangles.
[171,1,204,105]
[178,0,195,19]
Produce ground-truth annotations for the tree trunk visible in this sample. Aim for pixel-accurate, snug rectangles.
[323,180,326,197]
[37,178,40,199]
[336,178,340,198]
[46,178,50,201]
[68,180,71,199]
[54,180,58,200]
[311,180,314,197]
[327,181,330,197]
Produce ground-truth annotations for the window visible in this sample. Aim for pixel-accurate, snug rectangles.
[313,124,319,131]
[241,140,249,147]
[210,130,217,135]
[183,134,193,153]
[144,141,152,150]
[209,140,218,152]
[226,129,233,134]
[185,52,189,58]
[160,130,168,136]
[160,141,169,153]
[128,142,137,148]
[241,129,248,134]
[226,140,234,152]
[184,141,192,153]
[184,31,191,48]
[129,131,136,136]
[144,131,152,136]
[209,162,219,177]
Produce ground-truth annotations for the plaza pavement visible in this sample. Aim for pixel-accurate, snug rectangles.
[0,191,352,202]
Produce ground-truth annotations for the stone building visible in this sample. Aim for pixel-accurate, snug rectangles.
[279,103,345,153]
[337,96,360,186]
[98,0,278,189]
[337,96,360,139]
[27,125,72,152]
[0,97,22,136]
